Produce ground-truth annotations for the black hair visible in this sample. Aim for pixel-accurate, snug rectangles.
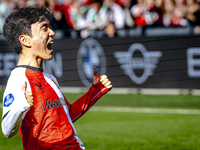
[3,6,50,54]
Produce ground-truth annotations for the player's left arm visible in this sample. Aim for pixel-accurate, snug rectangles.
[69,67,112,122]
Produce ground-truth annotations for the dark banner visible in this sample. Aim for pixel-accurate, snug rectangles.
[0,36,200,89]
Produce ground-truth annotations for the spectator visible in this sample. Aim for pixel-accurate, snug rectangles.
[99,0,125,29]
[131,0,146,26]
[70,0,88,30]
[144,0,159,25]
[185,0,200,34]
[81,0,93,5]
[162,0,175,26]
[34,0,70,38]
[173,0,188,26]
[130,0,159,26]
[162,0,188,26]
[104,21,117,37]
[153,0,164,26]
[117,0,135,28]
[4,0,198,36]
[86,0,103,29]
[0,0,15,33]
[154,0,163,8]
[36,0,47,7]
[0,0,6,33]
[54,0,88,30]
[15,0,27,9]
[185,0,200,23]
[26,0,36,6]
[54,0,74,28]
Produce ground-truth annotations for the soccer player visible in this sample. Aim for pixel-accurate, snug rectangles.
[1,6,112,150]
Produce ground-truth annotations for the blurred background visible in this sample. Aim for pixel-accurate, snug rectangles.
[1,0,200,38]
[0,1,200,149]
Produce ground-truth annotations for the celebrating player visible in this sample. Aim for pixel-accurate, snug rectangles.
[1,6,112,150]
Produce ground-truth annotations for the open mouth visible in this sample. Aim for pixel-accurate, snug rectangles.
[47,41,53,50]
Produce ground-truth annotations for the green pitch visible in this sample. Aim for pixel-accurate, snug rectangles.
[1,91,200,150]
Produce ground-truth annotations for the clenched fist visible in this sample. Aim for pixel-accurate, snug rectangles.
[92,67,112,90]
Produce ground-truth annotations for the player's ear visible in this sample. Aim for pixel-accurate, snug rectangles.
[19,35,31,48]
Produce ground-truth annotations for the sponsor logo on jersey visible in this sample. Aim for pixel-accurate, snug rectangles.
[44,99,62,112]
[4,93,14,107]
[77,38,106,87]
[114,43,162,84]
[35,82,42,87]
[35,82,44,90]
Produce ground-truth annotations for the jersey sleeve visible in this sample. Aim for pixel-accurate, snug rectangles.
[69,77,110,122]
[1,71,31,138]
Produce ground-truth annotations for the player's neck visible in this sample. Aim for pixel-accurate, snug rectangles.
[17,52,43,69]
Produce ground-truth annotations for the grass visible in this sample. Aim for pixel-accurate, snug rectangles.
[1,91,200,149]
[1,90,200,108]
[74,111,200,150]
[64,93,200,109]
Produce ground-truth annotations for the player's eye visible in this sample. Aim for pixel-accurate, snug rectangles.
[42,26,47,31]
[41,24,49,31]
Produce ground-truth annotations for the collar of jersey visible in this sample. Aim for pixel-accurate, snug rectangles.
[14,65,43,72]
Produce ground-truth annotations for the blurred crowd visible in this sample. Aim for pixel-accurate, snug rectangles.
[0,0,200,38]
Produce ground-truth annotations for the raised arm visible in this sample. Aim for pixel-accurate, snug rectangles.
[69,67,112,122]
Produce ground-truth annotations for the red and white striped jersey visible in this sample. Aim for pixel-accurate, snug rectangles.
[1,65,109,150]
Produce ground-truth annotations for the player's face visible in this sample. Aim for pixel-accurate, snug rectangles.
[30,17,55,60]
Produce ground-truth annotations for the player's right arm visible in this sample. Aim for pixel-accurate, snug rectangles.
[1,78,33,138]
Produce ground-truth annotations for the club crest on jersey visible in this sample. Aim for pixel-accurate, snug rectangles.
[44,99,62,112]
[4,93,14,107]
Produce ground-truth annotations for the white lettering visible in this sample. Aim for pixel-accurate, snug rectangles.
[4,53,16,76]
[0,52,63,78]
[0,53,3,76]
[0,53,18,77]
[43,53,63,78]
[187,48,200,77]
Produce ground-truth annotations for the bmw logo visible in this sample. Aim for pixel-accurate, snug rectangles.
[77,38,106,87]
